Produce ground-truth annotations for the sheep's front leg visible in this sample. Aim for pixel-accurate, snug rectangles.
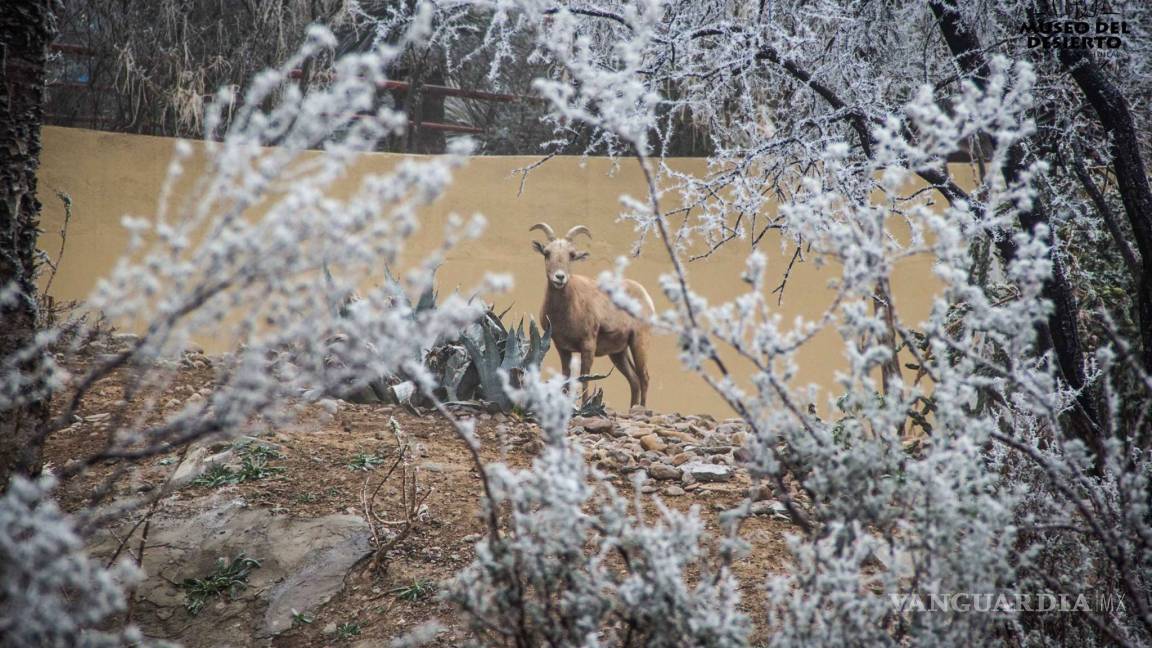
[559,349,573,379]
[578,348,594,404]
[559,349,573,395]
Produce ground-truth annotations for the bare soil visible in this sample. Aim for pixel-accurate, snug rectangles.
[45,351,792,647]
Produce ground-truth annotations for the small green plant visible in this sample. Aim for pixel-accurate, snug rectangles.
[291,609,313,627]
[389,578,437,602]
[178,554,261,615]
[295,492,320,504]
[336,622,361,640]
[234,441,283,462]
[191,444,285,488]
[191,463,238,488]
[347,452,387,472]
[233,452,285,481]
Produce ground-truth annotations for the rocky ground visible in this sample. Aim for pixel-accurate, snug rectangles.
[45,344,797,647]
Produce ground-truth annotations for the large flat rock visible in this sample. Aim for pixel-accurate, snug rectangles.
[89,496,371,645]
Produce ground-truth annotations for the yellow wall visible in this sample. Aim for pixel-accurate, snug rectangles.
[37,126,943,417]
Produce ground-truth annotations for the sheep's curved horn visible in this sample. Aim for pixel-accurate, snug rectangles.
[565,225,592,241]
[529,223,556,241]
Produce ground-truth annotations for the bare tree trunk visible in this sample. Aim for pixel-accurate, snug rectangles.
[1051,30,1152,373]
[930,1,1102,458]
[0,0,57,488]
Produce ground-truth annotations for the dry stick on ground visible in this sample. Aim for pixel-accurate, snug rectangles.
[101,442,195,569]
[359,421,431,574]
[98,441,197,625]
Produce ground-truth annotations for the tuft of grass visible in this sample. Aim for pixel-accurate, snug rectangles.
[291,609,313,627]
[346,452,387,472]
[234,441,283,461]
[191,463,238,488]
[293,487,341,505]
[191,444,285,488]
[336,622,361,640]
[389,578,437,602]
[178,554,261,615]
[234,452,285,481]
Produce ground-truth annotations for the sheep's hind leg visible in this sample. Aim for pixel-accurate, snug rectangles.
[628,333,650,407]
[610,351,641,407]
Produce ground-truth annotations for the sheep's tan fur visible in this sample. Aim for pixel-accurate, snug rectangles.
[530,223,654,407]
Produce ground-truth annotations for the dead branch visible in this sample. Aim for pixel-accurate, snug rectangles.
[358,418,432,574]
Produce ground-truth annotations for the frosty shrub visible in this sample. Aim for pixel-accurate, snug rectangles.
[0,11,509,646]
[0,476,139,647]
[3,1,1151,646]
[381,1,1151,646]
[444,369,748,646]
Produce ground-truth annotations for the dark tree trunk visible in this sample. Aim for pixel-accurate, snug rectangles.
[929,1,1102,455]
[1051,31,1152,373]
[0,0,57,488]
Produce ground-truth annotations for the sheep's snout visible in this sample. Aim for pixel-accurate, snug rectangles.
[550,271,569,288]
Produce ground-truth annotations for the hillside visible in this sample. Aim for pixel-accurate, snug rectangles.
[46,344,796,646]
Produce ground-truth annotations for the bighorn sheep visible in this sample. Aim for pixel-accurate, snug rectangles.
[530,222,655,407]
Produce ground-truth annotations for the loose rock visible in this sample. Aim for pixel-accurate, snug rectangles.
[639,434,667,453]
[625,424,654,439]
[682,462,733,483]
[629,405,653,417]
[657,429,696,444]
[169,447,234,489]
[574,417,615,434]
[749,500,789,517]
[647,463,682,481]
[699,445,732,455]
[716,422,745,436]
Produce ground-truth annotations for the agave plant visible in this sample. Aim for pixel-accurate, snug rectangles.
[572,388,607,418]
[329,267,554,412]
[452,311,551,412]
[327,264,440,405]
[447,309,608,416]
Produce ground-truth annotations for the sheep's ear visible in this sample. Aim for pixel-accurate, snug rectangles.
[572,250,590,262]
[532,240,547,256]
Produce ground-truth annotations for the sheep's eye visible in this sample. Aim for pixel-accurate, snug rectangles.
[543,250,551,260]
[569,251,577,260]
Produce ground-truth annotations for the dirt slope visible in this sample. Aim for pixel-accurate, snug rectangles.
[45,351,793,646]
